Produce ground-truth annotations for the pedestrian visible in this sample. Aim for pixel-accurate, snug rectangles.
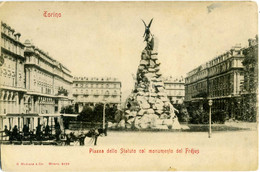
[65,134,71,145]
[12,125,19,140]
[4,125,9,135]
[23,125,29,136]
[45,125,50,136]
[79,131,85,146]
[4,125,9,140]
[55,124,61,141]
[36,125,42,140]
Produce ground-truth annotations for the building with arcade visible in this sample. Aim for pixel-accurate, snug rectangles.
[0,21,73,117]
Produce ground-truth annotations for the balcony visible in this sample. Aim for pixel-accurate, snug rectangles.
[93,93,99,97]
[112,92,118,96]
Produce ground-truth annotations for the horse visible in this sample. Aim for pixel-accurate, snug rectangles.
[65,128,106,146]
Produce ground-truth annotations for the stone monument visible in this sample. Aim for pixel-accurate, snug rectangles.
[123,19,181,129]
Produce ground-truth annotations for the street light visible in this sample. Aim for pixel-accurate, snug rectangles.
[237,97,241,120]
[103,101,106,130]
[208,99,213,138]
[101,96,108,132]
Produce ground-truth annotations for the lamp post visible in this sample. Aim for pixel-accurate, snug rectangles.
[237,97,241,120]
[208,99,213,138]
[102,97,107,131]
[103,102,106,130]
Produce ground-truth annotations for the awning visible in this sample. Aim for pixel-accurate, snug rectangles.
[61,114,79,117]
[6,113,39,117]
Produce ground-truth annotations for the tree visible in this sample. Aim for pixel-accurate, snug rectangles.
[77,103,119,123]
[174,104,189,122]
[105,105,118,122]
[60,105,76,114]
[92,103,104,122]
[189,108,209,124]
[77,105,94,121]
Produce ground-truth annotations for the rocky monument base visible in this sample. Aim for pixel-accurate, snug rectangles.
[120,19,181,130]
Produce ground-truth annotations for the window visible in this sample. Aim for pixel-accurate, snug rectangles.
[8,40,10,50]
[3,39,6,48]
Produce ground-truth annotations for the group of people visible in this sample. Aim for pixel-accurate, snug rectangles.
[3,123,62,141]
[4,125,20,140]
[2,123,107,145]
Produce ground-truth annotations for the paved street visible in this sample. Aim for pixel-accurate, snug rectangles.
[1,129,258,171]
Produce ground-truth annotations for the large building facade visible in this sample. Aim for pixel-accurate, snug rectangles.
[0,22,26,114]
[0,21,73,115]
[24,40,73,114]
[163,76,185,105]
[185,43,245,118]
[73,77,122,112]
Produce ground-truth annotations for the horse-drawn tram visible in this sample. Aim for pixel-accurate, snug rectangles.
[0,113,66,145]
[0,113,106,146]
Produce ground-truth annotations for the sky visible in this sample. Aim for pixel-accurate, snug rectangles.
[0,1,258,100]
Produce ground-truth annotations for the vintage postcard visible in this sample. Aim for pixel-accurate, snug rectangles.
[0,1,258,171]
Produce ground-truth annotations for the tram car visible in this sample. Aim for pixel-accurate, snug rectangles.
[0,113,77,145]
